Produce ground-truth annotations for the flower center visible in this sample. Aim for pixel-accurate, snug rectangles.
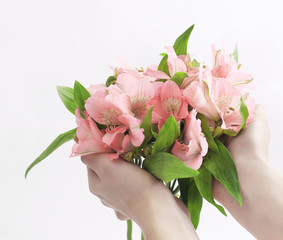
[217,95,233,114]
[130,96,149,118]
[162,97,181,115]
[101,108,121,126]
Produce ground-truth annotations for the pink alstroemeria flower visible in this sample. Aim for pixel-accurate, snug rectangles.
[183,67,220,121]
[116,72,161,121]
[171,110,208,170]
[144,46,187,80]
[85,90,145,147]
[184,67,255,131]
[211,45,254,87]
[212,79,255,132]
[71,109,113,157]
[148,80,188,128]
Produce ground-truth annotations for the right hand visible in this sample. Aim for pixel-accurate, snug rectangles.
[213,105,283,240]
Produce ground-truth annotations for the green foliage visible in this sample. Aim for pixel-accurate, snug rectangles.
[25,128,77,178]
[233,44,238,63]
[158,54,170,76]
[152,116,180,154]
[158,24,195,76]
[194,166,226,216]
[171,72,189,87]
[143,152,199,183]
[191,59,200,68]
[173,24,195,56]
[203,139,242,206]
[73,80,91,118]
[106,76,116,87]
[56,86,76,115]
[197,113,219,152]
[139,106,153,148]
[187,179,203,229]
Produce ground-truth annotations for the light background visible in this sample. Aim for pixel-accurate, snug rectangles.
[1,0,283,239]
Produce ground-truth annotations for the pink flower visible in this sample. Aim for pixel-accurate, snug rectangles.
[166,46,187,77]
[148,80,188,128]
[116,72,161,120]
[212,79,255,132]
[183,66,255,131]
[71,109,114,157]
[171,110,208,170]
[183,67,220,121]
[211,45,254,87]
[85,89,145,147]
[144,46,187,79]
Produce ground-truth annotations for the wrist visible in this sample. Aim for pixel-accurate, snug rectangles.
[130,184,198,240]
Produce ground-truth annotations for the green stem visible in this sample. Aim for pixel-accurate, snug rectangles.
[127,220,132,240]
[141,232,145,240]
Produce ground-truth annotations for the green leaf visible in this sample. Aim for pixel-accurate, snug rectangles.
[160,53,166,57]
[157,24,194,76]
[179,178,203,229]
[187,179,203,229]
[56,86,76,115]
[239,97,249,129]
[197,113,219,152]
[171,72,189,87]
[158,54,170,76]
[191,59,200,68]
[106,76,116,87]
[73,80,91,117]
[223,97,249,136]
[152,115,180,154]
[203,139,242,206]
[143,152,199,183]
[213,126,223,138]
[139,106,153,148]
[178,178,190,205]
[173,24,194,56]
[25,128,77,178]
[194,166,226,216]
[233,44,238,63]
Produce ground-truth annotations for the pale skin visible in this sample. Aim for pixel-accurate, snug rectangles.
[81,105,283,240]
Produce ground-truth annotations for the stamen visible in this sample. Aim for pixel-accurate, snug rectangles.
[162,97,181,114]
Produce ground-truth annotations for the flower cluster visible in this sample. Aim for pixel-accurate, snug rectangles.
[71,44,254,170]
[26,25,255,231]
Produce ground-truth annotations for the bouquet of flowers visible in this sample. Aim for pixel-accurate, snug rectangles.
[25,24,255,237]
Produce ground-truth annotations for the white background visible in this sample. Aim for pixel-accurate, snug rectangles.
[1,0,283,239]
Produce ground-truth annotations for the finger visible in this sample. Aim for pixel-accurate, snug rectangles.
[114,210,129,221]
[82,153,122,177]
[101,199,111,208]
[101,200,129,220]
[87,167,102,195]
[82,153,133,180]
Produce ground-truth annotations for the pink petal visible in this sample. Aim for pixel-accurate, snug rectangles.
[71,138,113,157]
[102,126,127,146]
[144,68,170,80]
[165,46,187,76]
[85,97,123,126]
[160,80,182,103]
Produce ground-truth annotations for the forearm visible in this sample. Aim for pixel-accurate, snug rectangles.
[219,160,283,240]
[132,187,199,240]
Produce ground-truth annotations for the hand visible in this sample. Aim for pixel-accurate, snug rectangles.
[81,153,199,240]
[213,105,283,239]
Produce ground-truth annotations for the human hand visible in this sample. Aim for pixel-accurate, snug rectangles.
[81,153,199,240]
[213,105,283,239]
